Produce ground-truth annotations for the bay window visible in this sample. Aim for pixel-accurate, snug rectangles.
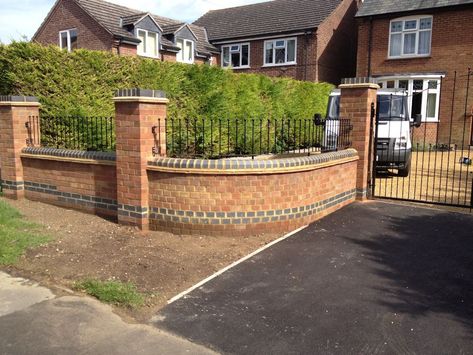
[221,43,250,68]
[59,29,78,52]
[137,29,158,58]
[264,38,296,66]
[378,77,441,122]
[176,39,194,64]
[389,16,432,58]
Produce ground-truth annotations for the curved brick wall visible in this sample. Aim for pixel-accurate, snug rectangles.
[147,149,359,236]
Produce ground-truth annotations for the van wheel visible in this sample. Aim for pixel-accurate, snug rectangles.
[398,164,410,177]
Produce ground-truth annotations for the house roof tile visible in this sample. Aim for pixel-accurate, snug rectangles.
[74,0,216,54]
[356,0,473,18]
[193,0,343,41]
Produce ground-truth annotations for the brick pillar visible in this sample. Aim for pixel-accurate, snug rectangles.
[114,89,168,230]
[0,96,40,199]
[339,78,379,200]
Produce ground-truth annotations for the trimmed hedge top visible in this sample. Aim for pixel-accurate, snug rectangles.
[0,42,333,118]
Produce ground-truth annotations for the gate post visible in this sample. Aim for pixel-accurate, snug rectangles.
[113,89,168,230]
[339,78,379,200]
[0,96,40,199]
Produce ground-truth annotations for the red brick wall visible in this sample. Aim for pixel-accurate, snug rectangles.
[214,34,316,82]
[116,43,138,56]
[412,122,439,146]
[356,8,473,146]
[212,0,357,84]
[147,159,358,236]
[316,0,358,84]
[21,158,117,217]
[0,105,38,198]
[33,0,113,51]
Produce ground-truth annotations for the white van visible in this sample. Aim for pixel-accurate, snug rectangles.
[325,89,421,177]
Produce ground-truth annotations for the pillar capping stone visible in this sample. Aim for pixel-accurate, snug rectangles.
[339,77,379,90]
[0,95,41,107]
[113,88,169,103]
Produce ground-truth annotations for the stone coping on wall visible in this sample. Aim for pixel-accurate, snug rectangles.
[21,147,116,165]
[148,149,358,175]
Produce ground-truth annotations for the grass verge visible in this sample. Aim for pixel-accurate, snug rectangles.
[74,279,145,308]
[0,199,50,265]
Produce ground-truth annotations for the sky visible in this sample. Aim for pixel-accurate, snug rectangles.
[0,0,267,43]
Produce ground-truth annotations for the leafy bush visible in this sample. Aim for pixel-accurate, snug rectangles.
[0,42,333,119]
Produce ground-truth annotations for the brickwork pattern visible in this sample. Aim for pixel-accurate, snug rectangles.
[148,159,358,235]
[356,8,473,146]
[21,157,117,217]
[316,0,358,84]
[339,85,378,197]
[412,122,439,145]
[0,104,40,198]
[213,0,357,84]
[114,99,168,229]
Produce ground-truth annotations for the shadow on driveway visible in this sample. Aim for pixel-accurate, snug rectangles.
[153,202,473,354]
[345,203,473,333]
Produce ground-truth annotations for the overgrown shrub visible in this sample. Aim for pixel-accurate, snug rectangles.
[0,42,334,156]
[0,42,333,118]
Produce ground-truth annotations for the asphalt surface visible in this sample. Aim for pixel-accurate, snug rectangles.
[153,201,473,354]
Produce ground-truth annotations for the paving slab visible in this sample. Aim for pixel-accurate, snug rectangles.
[0,272,55,317]
[0,273,216,355]
[153,202,473,354]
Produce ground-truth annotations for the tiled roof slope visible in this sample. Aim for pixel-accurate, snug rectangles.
[74,0,216,54]
[193,0,343,41]
[356,0,473,17]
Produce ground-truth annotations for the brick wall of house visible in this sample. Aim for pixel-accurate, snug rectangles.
[116,43,137,56]
[147,157,357,236]
[316,0,358,85]
[33,0,113,51]
[356,7,473,146]
[214,34,317,82]
[21,158,117,218]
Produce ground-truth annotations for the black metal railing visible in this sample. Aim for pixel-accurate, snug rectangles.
[27,116,115,152]
[162,117,352,159]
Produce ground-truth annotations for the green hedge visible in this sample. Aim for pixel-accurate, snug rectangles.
[0,42,333,119]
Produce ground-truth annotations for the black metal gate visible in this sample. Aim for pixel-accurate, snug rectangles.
[371,70,473,209]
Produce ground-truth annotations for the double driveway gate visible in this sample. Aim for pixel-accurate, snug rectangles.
[371,70,473,209]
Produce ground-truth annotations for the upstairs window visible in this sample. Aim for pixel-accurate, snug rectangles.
[389,16,432,58]
[264,38,296,66]
[221,43,250,68]
[137,29,158,58]
[176,39,194,64]
[59,29,77,52]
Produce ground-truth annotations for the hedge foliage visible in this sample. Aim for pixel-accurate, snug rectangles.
[0,42,333,119]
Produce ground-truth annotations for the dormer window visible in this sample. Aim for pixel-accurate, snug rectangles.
[389,16,432,58]
[176,39,194,64]
[59,29,77,52]
[137,29,158,58]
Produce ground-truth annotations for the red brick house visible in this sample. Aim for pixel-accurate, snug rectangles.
[356,0,473,146]
[32,0,218,64]
[194,0,359,84]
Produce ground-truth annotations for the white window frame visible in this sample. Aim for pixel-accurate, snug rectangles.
[263,37,297,67]
[137,29,159,58]
[388,16,433,59]
[377,76,442,122]
[221,43,250,69]
[176,38,195,64]
[59,29,77,52]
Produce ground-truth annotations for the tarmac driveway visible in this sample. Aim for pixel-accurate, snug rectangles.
[153,201,473,354]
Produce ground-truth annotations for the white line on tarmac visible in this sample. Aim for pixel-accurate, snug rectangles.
[167,224,308,304]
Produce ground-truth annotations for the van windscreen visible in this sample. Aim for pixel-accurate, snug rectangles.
[327,95,340,120]
[377,95,409,121]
